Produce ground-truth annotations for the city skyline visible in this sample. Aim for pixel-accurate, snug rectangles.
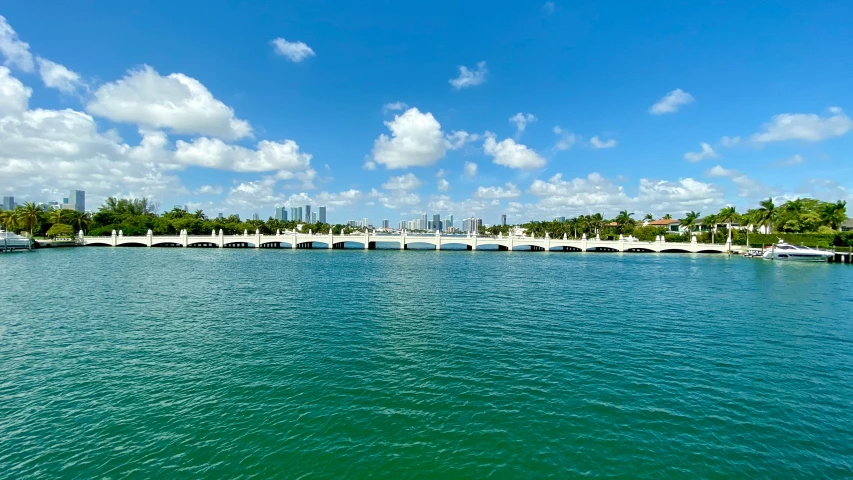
[2,4,853,223]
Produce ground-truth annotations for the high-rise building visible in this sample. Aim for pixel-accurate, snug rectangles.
[305,205,312,223]
[501,214,507,226]
[399,220,406,230]
[382,219,389,229]
[275,207,285,221]
[433,214,441,232]
[319,206,327,224]
[298,207,303,222]
[253,213,260,221]
[67,190,85,212]
[555,216,566,222]
[422,214,428,231]
[446,214,454,232]
[218,213,224,219]
[362,217,369,228]
[312,212,317,223]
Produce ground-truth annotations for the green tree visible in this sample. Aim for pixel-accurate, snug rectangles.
[819,200,847,231]
[0,209,17,233]
[756,198,776,234]
[15,202,43,236]
[46,224,75,238]
[71,211,91,234]
[718,206,739,243]
[614,210,635,234]
[663,213,672,220]
[681,211,700,236]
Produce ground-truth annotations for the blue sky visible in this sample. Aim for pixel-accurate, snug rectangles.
[1,1,852,224]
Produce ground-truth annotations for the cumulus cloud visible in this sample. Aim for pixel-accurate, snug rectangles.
[483,133,546,170]
[474,183,521,199]
[437,178,450,191]
[174,137,312,172]
[684,142,717,162]
[194,185,223,195]
[271,37,315,62]
[707,164,775,198]
[446,130,480,149]
[36,57,83,93]
[649,88,694,115]
[509,112,536,136]
[552,126,577,151]
[383,101,408,114]
[372,107,447,169]
[590,135,617,149]
[362,160,377,170]
[774,154,804,167]
[0,66,31,114]
[86,65,252,140]
[449,61,487,90]
[464,161,478,177]
[750,107,853,143]
[0,16,34,72]
[382,173,422,190]
[527,172,724,216]
[369,188,420,209]
[720,135,741,147]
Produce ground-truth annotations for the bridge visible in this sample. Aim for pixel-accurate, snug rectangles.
[79,229,735,254]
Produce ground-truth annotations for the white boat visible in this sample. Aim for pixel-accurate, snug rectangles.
[762,240,832,262]
[1,230,33,252]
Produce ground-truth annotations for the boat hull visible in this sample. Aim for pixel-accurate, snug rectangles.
[762,253,831,262]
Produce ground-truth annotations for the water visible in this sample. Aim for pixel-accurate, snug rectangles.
[1,248,852,478]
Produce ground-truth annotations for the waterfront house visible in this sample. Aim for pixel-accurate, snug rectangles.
[646,218,682,234]
[842,218,853,232]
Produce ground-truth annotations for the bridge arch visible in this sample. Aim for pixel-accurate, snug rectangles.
[550,245,582,252]
[153,242,182,247]
[85,241,111,247]
[187,242,217,248]
[117,242,147,247]
[224,241,254,248]
[696,249,724,254]
[625,247,655,253]
[661,248,691,253]
[404,241,437,250]
[588,247,619,252]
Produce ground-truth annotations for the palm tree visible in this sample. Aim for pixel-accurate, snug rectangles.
[614,210,634,234]
[0,209,16,232]
[644,213,653,221]
[663,213,672,220]
[48,208,65,226]
[718,206,738,244]
[703,213,719,243]
[820,200,847,231]
[756,198,776,234]
[15,202,43,236]
[193,209,207,220]
[71,211,91,234]
[681,211,700,236]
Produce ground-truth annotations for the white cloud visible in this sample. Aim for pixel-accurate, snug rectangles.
[474,183,521,199]
[552,126,577,151]
[543,2,556,14]
[649,88,694,115]
[362,160,377,170]
[436,169,447,178]
[382,173,422,190]
[464,161,478,177]
[720,135,741,147]
[372,107,447,169]
[437,178,450,191]
[706,164,774,198]
[174,137,312,173]
[683,142,717,162]
[383,101,408,114]
[775,154,804,167]
[483,133,546,170]
[0,66,31,114]
[509,112,536,136]
[36,57,83,93]
[369,188,420,209]
[526,172,724,216]
[446,130,481,149]
[751,107,853,143]
[590,135,617,149]
[449,61,487,90]
[86,65,252,140]
[0,16,34,72]
[271,37,315,62]
[194,185,223,195]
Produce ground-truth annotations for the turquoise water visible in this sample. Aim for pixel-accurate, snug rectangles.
[1,248,852,478]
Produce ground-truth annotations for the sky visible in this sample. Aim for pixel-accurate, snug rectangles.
[1,1,852,225]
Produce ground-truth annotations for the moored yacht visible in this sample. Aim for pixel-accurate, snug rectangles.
[1,230,33,252]
[762,240,832,262]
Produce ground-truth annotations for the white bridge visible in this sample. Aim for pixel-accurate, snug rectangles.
[80,229,733,254]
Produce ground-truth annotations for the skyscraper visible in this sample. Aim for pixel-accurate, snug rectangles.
[305,205,312,223]
[382,219,389,229]
[362,217,369,228]
[312,212,317,222]
[253,213,260,221]
[69,190,85,212]
[275,206,286,221]
[433,214,441,232]
[218,213,224,219]
[319,206,327,224]
[446,214,453,232]
[2,196,14,211]
[501,214,507,226]
[422,214,428,231]
[297,207,303,222]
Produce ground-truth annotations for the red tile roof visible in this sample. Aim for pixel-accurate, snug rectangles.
[647,219,680,226]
